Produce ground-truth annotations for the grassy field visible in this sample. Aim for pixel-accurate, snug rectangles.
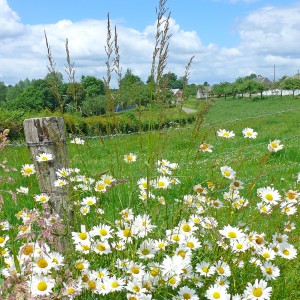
[0,96,299,299]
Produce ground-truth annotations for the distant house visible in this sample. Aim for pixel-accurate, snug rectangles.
[254,75,273,85]
[171,88,183,104]
[196,86,212,100]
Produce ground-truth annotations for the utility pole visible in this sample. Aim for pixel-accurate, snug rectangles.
[273,64,276,83]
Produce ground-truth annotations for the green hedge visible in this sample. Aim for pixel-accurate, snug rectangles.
[0,109,197,140]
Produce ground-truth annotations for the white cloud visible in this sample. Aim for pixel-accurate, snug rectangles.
[0,0,300,86]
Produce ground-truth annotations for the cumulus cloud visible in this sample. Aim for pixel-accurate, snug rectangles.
[0,0,299,86]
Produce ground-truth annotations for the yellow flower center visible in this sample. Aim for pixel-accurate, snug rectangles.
[37,259,48,268]
[88,281,96,290]
[123,229,132,237]
[158,242,165,249]
[79,232,87,240]
[224,171,231,177]
[202,267,209,273]
[178,250,186,258]
[182,224,191,232]
[236,244,243,250]
[187,241,195,248]
[0,237,5,244]
[212,292,221,299]
[287,192,296,199]
[223,132,230,137]
[141,248,150,255]
[82,245,90,251]
[172,235,181,242]
[133,286,140,292]
[37,281,47,291]
[24,168,33,174]
[263,253,270,259]
[131,267,140,274]
[97,244,106,251]
[67,287,75,294]
[76,263,84,270]
[228,231,237,238]
[111,281,119,288]
[217,267,224,274]
[265,193,273,201]
[183,293,192,299]
[283,249,290,256]
[253,287,263,297]
[150,268,159,276]
[201,143,208,149]
[265,267,273,274]
[168,277,176,285]
[270,142,278,148]
[158,181,165,187]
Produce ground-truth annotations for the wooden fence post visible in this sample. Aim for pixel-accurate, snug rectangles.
[23,117,73,246]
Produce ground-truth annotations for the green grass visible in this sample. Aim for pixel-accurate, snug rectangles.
[1,96,300,299]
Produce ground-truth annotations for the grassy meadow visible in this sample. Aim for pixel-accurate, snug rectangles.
[0,95,300,299]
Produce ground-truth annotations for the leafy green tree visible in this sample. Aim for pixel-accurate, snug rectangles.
[82,95,106,116]
[6,79,31,102]
[280,77,300,97]
[81,76,105,97]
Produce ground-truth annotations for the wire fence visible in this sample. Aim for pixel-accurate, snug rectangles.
[5,106,300,148]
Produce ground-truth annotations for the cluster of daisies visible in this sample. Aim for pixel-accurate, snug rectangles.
[1,129,299,299]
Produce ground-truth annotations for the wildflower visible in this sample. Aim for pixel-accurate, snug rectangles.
[79,206,90,215]
[278,243,297,260]
[219,225,245,240]
[75,259,90,272]
[258,186,281,205]
[81,196,97,206]
[205,284,230,300]
[154,239,168,251]
[280,202,297,215]
[193,184,207,194]
[260,262,280,281]
[161,255,186,276]
[283,221,295,232]
[267,139,284,152]
[70,137,85,145]
[285,189,299,202]
[196,261,216,277]
[16,186,29,194]
[94,180,107,193]
[124,153,137,163]
[217,129,235,138]
[256,202,272,214]
[50,252,64,270]
[137,177,148,190]
[34,193,50,204]
[231,238,250,253]
[259,248,276,261]
[153,176,171,189]
[56,168,71,177]
[54,179,68,187]
[21,164,36,177]
[29,275,55,297]
[220,166,236,180]
[32,256,54,275]
[215,261,231,277]
[101,174,115,185]
[71,225,90,245]
[242,128,258,139]
[93,240,112,255]
[36,152,53,162]
[176,286,199,300]
[0,235,9,247]
[230,179,244,190]
[243,279,272,299]
[137,239,157,259]
[199,142,213,153]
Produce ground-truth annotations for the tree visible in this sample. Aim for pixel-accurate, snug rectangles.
[280,77,300,97]
[81,76,105,97]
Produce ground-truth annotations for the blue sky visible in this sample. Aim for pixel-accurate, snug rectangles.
[1,0,300,86]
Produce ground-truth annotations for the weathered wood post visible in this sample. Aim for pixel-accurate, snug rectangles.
[23,117,73,250]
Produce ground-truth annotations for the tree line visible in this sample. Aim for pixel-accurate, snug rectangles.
[1,71,299,116]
